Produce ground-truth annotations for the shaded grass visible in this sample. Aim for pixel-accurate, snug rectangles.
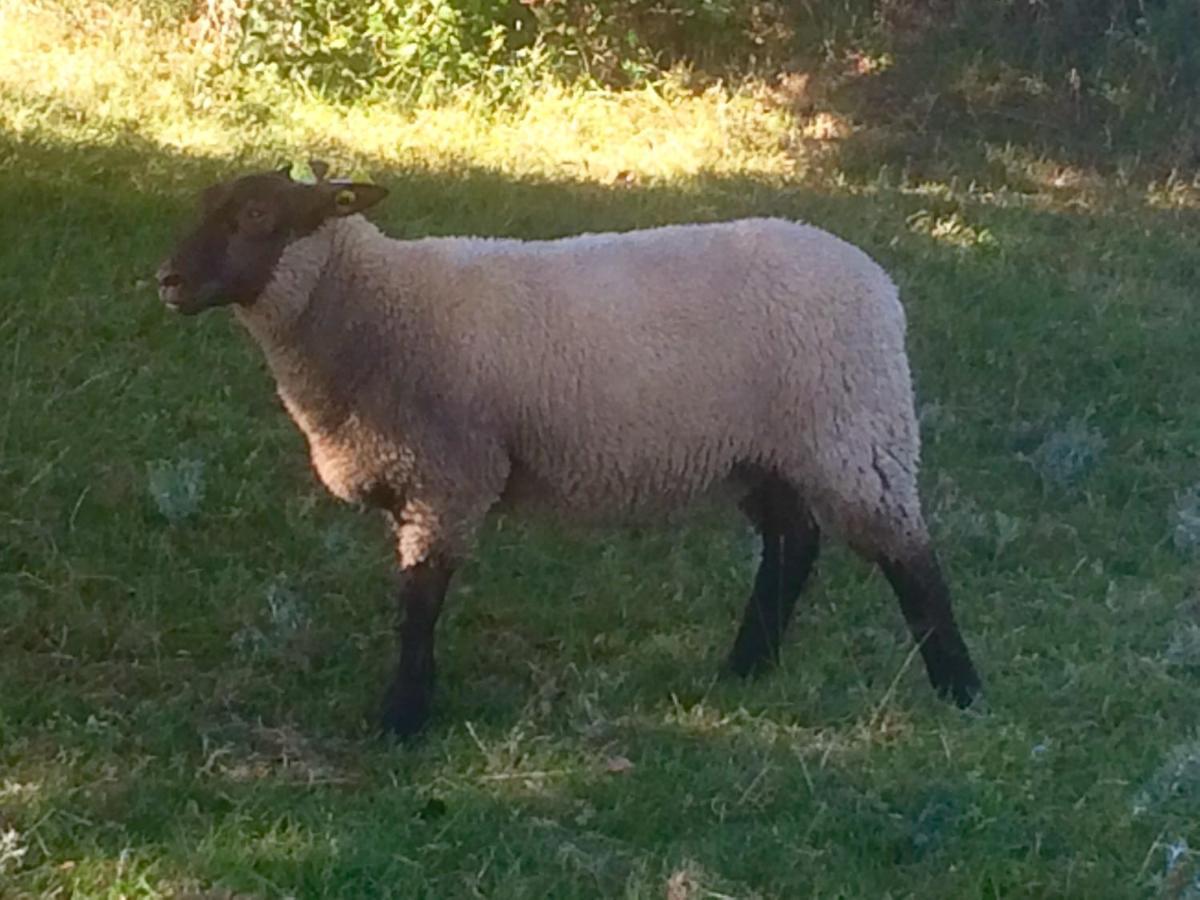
[3,3,1200,898]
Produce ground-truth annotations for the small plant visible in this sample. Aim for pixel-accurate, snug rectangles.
[931,475,1023,559]
[906,209,997,252]
[1171,483,1200,556]
[1027,419,1106,488]
[1132,735,1200,816]
[1166,624,1200,670]
[232,578,311,660]
[1160,839,1200,900]
[146,457,205,523]
[265,579,309,636]
[0,828,27,875]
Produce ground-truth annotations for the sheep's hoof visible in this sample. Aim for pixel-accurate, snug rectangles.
[380,684,432,740]
[721,649,777,681]
[947,680,984,710]
[935,668,983,710]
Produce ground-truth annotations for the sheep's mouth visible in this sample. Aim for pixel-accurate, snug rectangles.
[159,279,224,315]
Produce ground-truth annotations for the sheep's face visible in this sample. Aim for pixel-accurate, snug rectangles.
[156,167,388,315]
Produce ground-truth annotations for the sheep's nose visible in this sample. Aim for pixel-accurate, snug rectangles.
[156,261,182,289]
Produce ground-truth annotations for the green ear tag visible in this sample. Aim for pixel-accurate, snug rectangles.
[292,160,318,184]
[335,188,356,207]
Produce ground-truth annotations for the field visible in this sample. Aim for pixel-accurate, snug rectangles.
[2,2,1200,897]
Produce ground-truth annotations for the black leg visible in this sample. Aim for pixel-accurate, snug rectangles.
[381,557,454,738]
[726,480,820,678]
[878,547,981,708]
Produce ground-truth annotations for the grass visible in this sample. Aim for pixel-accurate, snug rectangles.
[2,1,1200,897]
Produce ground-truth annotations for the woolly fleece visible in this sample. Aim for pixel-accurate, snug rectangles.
[235,216,927,569]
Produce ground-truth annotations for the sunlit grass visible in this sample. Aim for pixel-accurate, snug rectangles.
[0,0,805,184]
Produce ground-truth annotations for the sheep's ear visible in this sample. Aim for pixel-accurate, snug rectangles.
[309,159,330,181]
[322,181,389,217]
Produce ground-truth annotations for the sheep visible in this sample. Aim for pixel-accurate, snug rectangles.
[155,163,982,737]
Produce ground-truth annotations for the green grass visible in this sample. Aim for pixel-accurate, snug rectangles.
[3,3,1200,897]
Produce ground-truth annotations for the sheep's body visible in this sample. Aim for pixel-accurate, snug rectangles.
[159,168,979,736]
[238,216,925,568]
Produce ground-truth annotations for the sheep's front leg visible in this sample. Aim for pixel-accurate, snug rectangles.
[381,558,454,738]
[377,449,507,738]
[726,478,820,677]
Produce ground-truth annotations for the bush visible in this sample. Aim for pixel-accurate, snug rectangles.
[234,0,528,102]
[520,0,797,85]
[212,0,800,101]
[187,0,1200,166]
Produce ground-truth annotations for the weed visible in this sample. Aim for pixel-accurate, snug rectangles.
[1171,483,1200,557]
[146,457,205,523]
[1166,626,1200,670]
[1133,736,1200,817]
[0,828,28,875]
[1027,419,1107,489]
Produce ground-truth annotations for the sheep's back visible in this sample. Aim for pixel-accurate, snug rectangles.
[416,218,911,520]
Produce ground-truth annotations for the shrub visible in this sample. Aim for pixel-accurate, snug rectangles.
[210,0,800,100]
[178,0,1200,165]
[233,0,527,102]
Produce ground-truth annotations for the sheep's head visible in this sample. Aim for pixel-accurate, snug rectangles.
[156,163,388,315]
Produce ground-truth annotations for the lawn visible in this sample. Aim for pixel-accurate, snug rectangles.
[1,2,1199,897]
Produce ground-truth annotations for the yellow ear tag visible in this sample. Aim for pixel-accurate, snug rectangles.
[335,188,356,207]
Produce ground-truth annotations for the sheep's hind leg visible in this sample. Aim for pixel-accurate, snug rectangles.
[725,478,820,678]
[810,434,982,708]
[877,545,981,708]
[381,557,453,738]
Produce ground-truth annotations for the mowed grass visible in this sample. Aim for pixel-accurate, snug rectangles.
[3,3,1200,897]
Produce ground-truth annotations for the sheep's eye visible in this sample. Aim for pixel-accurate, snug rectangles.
[237,204,273,233]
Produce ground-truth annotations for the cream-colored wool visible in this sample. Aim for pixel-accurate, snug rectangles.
[235,216,928,569]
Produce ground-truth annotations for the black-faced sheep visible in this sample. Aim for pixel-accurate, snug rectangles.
[155,164,982,737]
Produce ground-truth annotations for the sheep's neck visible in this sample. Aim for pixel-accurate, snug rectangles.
[234,220,414,439]
[242,312,342,436]
[233,226,357,436]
